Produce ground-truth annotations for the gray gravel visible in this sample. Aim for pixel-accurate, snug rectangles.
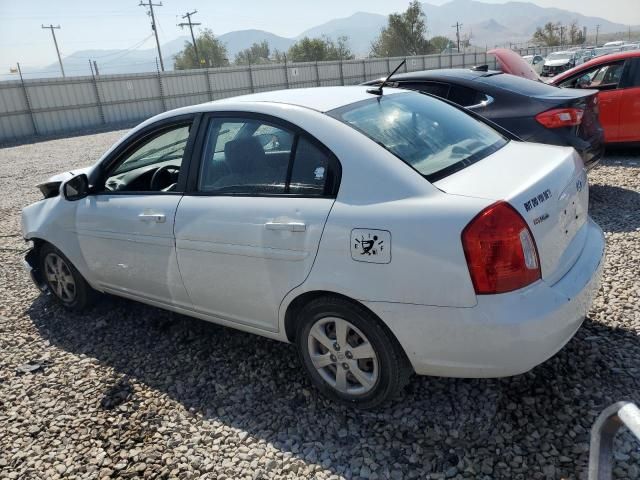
[0,132,639,480]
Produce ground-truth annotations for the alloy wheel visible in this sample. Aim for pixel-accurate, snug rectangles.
[44,252,76,303]
[307,316,379,395]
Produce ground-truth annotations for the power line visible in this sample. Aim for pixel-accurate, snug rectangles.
[178,10,202,67]
[138,0,164,71]
[41,24,65,77]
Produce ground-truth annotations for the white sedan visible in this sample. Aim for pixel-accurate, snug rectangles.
[22,86,605,408]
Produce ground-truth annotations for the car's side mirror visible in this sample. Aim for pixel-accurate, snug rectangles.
[63,174,90,201]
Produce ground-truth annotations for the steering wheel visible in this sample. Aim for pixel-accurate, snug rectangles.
[150,165,180,191]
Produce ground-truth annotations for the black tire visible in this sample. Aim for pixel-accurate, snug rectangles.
[295,296,412,409]
[39,243,96,311]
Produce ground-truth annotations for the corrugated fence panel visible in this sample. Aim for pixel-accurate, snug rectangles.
[288,63,318,87]
[252,66,287,90]
[364,59,389,81]
[318,62,342,86]
[210,69,252,95]
[0,114,34,142]
[342,61,365,84]
[27,78,95,110]
[34,106,103,135]
[0,83,29,114]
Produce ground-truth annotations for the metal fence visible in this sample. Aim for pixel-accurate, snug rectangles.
[0,46,562,144]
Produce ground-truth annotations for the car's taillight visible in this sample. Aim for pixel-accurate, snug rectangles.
[462,201,541,295]
[535,108,584,128]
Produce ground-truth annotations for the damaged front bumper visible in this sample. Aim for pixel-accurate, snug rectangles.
[23,246,47,292]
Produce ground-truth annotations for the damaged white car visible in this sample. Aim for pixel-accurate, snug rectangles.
[22,86,605,407]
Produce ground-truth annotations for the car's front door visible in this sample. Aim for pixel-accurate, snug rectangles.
[617,57,640,142]
[75,116,198,307]
[557,60,626,142]
[174,114,340,332]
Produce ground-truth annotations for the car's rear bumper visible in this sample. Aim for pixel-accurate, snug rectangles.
[364,218,605,378]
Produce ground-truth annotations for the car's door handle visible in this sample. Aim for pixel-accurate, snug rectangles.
[138,213,166,223]
[265,221,306,232]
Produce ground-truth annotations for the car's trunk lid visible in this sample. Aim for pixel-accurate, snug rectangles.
[536,88,602,142]
[488,48,541,82]
[435,141,589,284]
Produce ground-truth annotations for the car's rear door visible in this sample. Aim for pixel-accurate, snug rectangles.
[75,115,198,308]
[174,113,340,332]
[617,57,640,142]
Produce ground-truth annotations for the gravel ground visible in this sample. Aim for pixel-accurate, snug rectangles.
[0,132,639,480]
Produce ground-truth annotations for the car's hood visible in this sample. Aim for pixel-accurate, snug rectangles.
[488,48,541,81]
[544,59,571,67]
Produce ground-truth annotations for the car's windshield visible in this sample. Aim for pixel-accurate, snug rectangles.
[328,92,507,182]
[548,52,572,61]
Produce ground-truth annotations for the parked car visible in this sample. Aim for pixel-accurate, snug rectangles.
[549,51,640,144]
[489,49,640,145]
[541,51,580,77]
[523,54,545,74]
[364,58,604,169]
[22,86,605,408]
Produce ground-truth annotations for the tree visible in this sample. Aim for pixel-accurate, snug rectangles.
[568,21,585,45]
[370,1,431,57]
[429,36,453,53]
[174,29,229,69]
[235,41,271,65]
[532,22,561,46]
[287,36,354,62]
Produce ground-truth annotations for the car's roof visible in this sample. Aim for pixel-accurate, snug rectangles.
[214,86,405,113]
[370,68,503,83]
[552,50,640,83]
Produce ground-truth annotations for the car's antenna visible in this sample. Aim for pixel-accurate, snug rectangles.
[367,59,406,95]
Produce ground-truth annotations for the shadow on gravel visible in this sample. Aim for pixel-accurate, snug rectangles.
[28,293,640,479]
[590,184,640,233]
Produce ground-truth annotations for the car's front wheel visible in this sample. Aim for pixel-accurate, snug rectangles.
[296,296,411,408]
[39,243,96,311]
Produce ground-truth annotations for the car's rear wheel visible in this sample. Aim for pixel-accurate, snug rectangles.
[39,244,95,311]
[296,296,412,408]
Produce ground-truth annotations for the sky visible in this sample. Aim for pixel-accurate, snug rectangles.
[1,0,639,69]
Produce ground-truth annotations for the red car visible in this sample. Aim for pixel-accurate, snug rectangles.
[492,49,640,145]
[550,51,640,144]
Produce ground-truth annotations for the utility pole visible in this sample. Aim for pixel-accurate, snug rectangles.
[559,25,564,47]
[451,22,463,52]
[595,24,600,46]
[41,24,65,77]
[178,10,202,68]
[139,0,164,71]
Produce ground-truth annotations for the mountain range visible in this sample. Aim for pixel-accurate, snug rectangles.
[9,0,638,79]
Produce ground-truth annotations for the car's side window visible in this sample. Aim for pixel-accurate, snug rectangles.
[620,58,640,88]
[198,116,340,197]
[559,61,625,90]
[103,124,191,193]
[198,118,294,194]
[447,85,483,107]
[289,137,339,196]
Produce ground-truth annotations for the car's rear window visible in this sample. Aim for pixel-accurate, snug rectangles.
[479,73,557,96]
[328,92,507,182]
